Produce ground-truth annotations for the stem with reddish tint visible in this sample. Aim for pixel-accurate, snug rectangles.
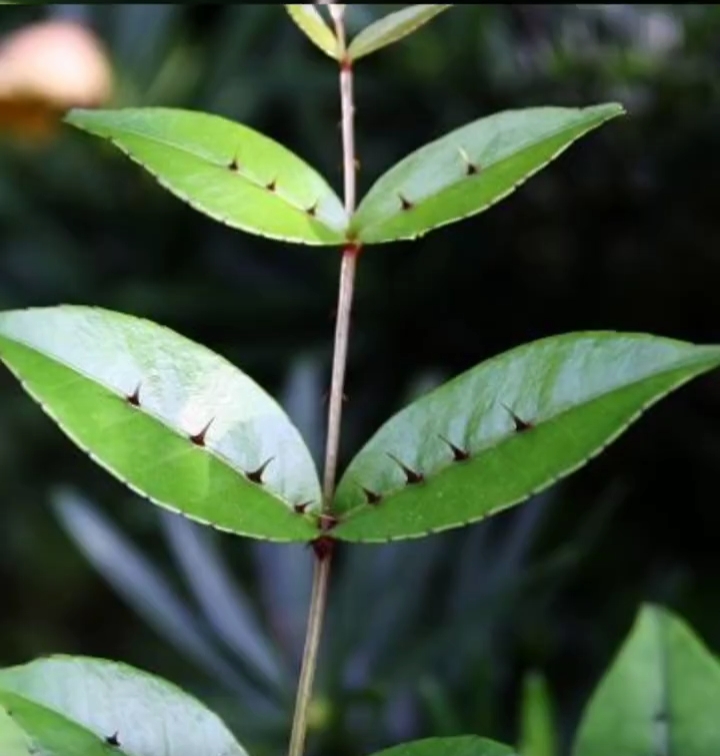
[286,6,359,756]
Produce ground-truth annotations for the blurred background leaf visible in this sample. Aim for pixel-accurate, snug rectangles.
[2,4,720,756]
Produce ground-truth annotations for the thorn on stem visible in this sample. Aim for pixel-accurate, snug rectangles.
[458,147,479,176]
[439,435,470,462]
[306,200,318,217]
[501,403,534,433]
[265,178,277,192]
[387,453,424,485]
[398,193,414,211]
[294,502,311,515]
[246,457,274,485]
[125,383,141,407]
[362,487,382,505]
[189,418,214,447]
[228,157,240,171]
[105,732,120,747]
[322,390,348,405]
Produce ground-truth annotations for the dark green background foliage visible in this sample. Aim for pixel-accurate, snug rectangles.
[1,4,720,756]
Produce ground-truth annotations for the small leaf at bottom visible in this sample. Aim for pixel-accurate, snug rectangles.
[0,689,122,756]
[0,656,248,756]
[573,604,720,756]
[370,736,517,756]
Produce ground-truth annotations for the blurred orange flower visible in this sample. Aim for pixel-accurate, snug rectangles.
[0,20,113,142]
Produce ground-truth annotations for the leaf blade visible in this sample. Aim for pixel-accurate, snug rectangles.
[333,333,720,542]
[0,656,248,756]
[348,5,452,61]
[0,306,321,542]
[0,689,124,756]
[285,4,339,59]
[370,736,516,756]
[573,605,720,756]
[350,104,624,244]
[66,107,347,245]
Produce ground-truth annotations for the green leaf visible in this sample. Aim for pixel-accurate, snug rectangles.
[0,689,122,756]
[370,736,516,756]
[519,672,557,756]
[0,306,321,542]
[286,4,339,59]
[573,605,720,756]
[350,104,624,245]
[0,655,248,756]
[65,107,347,246]
[0,704,36,756]
[333,333,720,542]
[348,5,452,61]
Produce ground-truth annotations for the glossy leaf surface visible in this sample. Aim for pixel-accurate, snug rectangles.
[66,108,347,245]
[0,689,120,756]
[0,306,321,541]
[350,104,624,244]
[285,5,338,59]
[333,333,720,541]
[348,5,452,61]
[0,656,248,756]
[371,736,516,756]
[573,605,720,756]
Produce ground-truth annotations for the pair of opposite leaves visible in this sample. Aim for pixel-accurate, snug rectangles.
[2,308,720,545]
[0,96,719,543]
[1,605,718,755]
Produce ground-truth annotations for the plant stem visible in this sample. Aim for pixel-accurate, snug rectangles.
[323,5,358,510]
[286,555,332,756]
[322,245,358,509]
[286,6,358,756]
